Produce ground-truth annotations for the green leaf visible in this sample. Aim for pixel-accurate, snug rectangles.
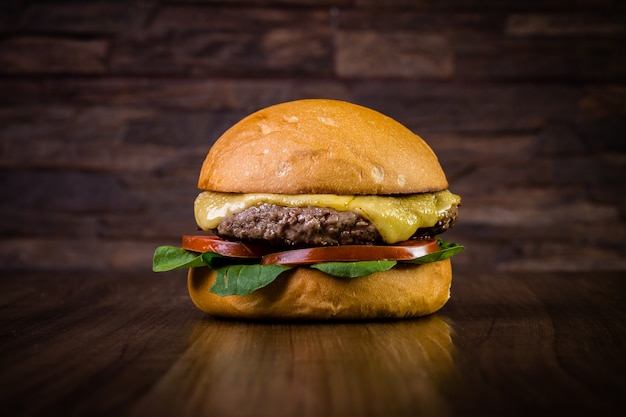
[152,246,207,272]
[311,260,397,278]
[210,264,293,296]
[201,251,230,268]
[406,238,465,264]
[154,238,464,295]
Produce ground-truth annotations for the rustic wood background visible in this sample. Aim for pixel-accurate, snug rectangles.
[0,0,624,274]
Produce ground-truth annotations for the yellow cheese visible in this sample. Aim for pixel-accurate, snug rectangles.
[194,190,460,243]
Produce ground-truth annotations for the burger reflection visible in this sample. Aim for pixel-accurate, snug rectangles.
[137,316,457,417]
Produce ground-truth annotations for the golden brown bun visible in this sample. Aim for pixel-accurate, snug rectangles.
[199,99,448,195]
[187,259,452,320]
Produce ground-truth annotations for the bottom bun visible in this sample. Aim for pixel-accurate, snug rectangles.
[187,260,452,320]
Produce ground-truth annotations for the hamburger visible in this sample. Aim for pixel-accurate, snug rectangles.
[153,99,463,320]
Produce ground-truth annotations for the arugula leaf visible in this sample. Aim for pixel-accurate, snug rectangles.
[311,260,397,278]
[152,246,207,272]
[210,264,293,296]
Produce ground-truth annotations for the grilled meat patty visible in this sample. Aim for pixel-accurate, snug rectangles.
[216,203,458,248]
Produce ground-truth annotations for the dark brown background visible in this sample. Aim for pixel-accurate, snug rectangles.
[1,2,626,417]
[0,0,625,274]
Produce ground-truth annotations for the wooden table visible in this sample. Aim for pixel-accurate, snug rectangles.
[1,269,624,417]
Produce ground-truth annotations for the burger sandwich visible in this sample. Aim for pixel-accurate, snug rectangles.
[153,99,463,320]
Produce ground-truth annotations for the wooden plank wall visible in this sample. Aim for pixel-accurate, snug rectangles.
[0,0,624,273]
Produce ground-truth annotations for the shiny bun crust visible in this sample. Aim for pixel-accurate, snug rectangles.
[199,99,448,195]
[187,260,452,320]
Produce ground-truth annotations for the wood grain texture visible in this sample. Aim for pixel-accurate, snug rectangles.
[0,3,624,414]
[1,270,624,417]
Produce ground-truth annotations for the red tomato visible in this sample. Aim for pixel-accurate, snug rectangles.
[260,239,439,265]
[182,235,272,258]
[182,235,440,265]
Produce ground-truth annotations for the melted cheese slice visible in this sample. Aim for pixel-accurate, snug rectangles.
[194,190,461,244]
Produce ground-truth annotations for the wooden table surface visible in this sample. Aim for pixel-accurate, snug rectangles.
[1,269,624,417]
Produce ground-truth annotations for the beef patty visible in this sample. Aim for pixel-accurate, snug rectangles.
[216,203,458,247]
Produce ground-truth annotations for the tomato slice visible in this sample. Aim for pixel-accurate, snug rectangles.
[260,239,440,266]
[182,235,272,258]
[182,236,440,265]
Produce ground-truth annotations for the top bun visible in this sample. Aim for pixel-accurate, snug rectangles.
[199,99,448,195]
